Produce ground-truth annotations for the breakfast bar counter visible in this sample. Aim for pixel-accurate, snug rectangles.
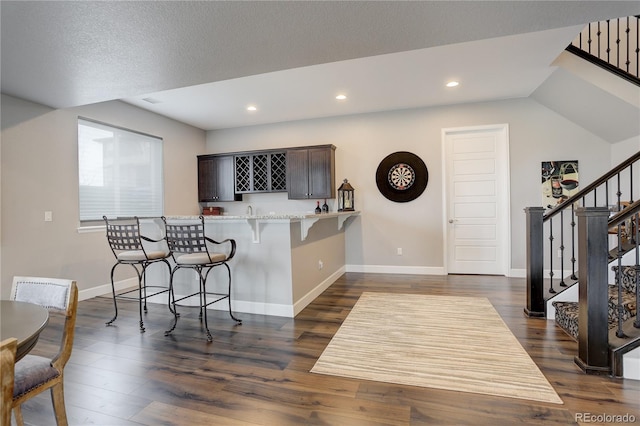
[169,211,359,243]
[145,212,359,317]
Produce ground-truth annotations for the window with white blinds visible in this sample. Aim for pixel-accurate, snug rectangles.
[78,118,164,221]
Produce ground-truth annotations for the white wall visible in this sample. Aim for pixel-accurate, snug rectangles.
[206,97,613,274]
[612,135,640,166]
[0,95,206,299]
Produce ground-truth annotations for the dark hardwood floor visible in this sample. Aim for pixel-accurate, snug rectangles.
[17,273,640,425]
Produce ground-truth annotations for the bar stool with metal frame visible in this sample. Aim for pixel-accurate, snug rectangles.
[103,216,173,332]
[162,216,242,342]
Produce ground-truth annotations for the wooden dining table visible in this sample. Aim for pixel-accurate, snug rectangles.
[0,300,49,361]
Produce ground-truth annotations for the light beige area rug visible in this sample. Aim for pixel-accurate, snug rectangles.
[311,293,563,404]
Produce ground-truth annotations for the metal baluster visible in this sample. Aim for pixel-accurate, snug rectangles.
[549,217,556,294]
[631,165,636,245]
[636,16,639,79]
[560,210,566,286]
[616,18,621,69]
[606,19,611,65]
[588,22,593,54]
[597,21,602,59]
[570,203,578,280]
[630,163,635,204]
[625,16,631,73]
[578,28,582,50]
[634,211,640,328]
[616,222,626,338]
[617,173,622,212]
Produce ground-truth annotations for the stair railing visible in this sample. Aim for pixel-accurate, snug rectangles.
[573,201,640,375]
[525,151,640,317]
[609,199,640,338]
[567,15,640,86]
[609,201,640,377]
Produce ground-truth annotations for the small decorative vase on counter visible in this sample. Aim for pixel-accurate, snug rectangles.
[315,201,322,214]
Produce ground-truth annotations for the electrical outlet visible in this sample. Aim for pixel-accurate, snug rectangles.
[397,248,403,256]
[44,211,53,222]
[557,249,562,258]
[318,260,324,270]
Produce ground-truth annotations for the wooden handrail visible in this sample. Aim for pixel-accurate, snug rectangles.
[609,199,640,227]
[566,45,640,87]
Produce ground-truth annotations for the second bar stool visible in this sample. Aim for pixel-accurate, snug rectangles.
[162,216,242,341]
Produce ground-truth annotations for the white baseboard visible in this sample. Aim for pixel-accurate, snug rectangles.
[346,264,446,275]
[292,266,345,316]
[508,269,526,278]
[78,277,138,301]
[348,265,529,278]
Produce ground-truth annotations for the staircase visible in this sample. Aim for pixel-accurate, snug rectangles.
[525,156,640,379]
[525,15,640,379]
[553,266,638,340]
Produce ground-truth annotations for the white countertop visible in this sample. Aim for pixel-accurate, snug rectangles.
[165,211,360,242]
[167,211,359,221]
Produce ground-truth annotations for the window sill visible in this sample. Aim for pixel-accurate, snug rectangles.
[77,224,105,234]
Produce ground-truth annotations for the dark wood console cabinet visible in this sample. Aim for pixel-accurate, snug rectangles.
[197,154,242,202]
[286,145,335,200]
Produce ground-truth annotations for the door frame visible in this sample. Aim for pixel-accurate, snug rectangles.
[441,124,511,276]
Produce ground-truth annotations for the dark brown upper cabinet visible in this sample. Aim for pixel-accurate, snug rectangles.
[197,154,242,202]
[286,145,336,200]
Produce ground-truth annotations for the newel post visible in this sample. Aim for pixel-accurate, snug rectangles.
[574,207,610,375]
[524,207,545,317]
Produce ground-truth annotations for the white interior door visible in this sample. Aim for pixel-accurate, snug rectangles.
[443,125,510,275]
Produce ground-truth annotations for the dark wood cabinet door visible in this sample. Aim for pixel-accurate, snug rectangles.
[214,155,238,201]
[286,149,310,199]
[308,147,335,199]
[198,155,240,202]
[286,146,335,199]
[198,157,217,201]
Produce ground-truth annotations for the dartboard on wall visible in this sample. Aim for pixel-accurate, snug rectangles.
[376,151,428,203]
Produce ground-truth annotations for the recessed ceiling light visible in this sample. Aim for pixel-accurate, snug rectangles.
[446,81,459,88]
[247,105,257,111]
[335,94,347,100]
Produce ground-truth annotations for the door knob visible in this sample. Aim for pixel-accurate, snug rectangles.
[448,219,455,223]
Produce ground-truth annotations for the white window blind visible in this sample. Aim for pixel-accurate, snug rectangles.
[78,118,164,221]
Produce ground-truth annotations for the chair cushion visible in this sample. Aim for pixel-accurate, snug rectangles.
[13,355,60,398]
[117,250,169,261]
[175,252,227,265]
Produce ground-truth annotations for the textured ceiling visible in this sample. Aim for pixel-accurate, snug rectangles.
[2,1,639,130]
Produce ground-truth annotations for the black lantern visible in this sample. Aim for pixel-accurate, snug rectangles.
[337,179,355,211]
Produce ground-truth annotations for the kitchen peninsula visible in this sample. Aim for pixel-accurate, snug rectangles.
[149,211,359,318]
